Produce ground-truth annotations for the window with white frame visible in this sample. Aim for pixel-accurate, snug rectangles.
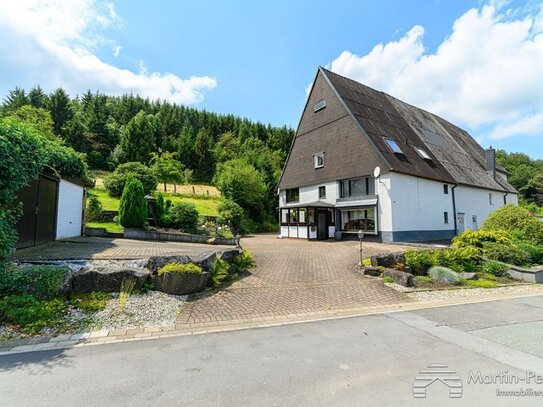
[415,147,431,160]
[384,138,404,154]
[339,177,375,198]
[314,152,324,169]
[340,208,376,233]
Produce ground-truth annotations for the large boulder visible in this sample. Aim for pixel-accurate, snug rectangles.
[218,248,243,263]
[72,266,150,292]
[361,267,384,277]
[371,252,406,268]
[382,268,414,287]
[189,252,218,272]
[153,271,211,295]
[146,255,191,274]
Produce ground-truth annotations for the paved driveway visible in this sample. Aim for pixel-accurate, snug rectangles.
[11,237,232,260]
[177,235,413,325]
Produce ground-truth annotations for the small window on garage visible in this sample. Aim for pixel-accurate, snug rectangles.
[319,186,326,199]
[444,212,449,224]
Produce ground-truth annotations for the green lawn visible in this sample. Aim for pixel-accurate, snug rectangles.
[85,222,124,233]
[88,188,221,216]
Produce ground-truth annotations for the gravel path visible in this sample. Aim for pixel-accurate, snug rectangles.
[406,284,543,302]
[91,291,187,330]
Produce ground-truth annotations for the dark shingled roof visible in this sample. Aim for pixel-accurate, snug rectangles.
[321,68,516,193]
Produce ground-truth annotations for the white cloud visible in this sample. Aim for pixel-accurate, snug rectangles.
[328,2,543,142]
[0,0,216,104]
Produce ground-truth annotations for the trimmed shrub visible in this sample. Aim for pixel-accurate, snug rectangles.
[68,292,110,312]
[482,242,530,266]
[167,202,199,230]
[0,265,69,299]
[428,266,459,284]
[482,205,543,245]
[516,241,543,265]
[85,195,102,222]
[103,162,157,197]
[452,229,512,249]
[118,177,148,228]
[158,263,202,275]
[431,247,480,273]
[383,276,393,284]
[482,261,509,277]
[232,249,255,273]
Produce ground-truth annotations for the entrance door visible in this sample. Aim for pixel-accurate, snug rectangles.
[457,213,465,234]
[317,211,328,240]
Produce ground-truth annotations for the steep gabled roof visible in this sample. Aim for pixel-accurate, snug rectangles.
[321,68,516,193]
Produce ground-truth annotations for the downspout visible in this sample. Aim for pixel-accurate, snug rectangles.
[503,191,508,205]
[451,184,458,236]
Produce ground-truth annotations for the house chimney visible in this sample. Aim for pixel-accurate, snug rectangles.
[485,147,496,179]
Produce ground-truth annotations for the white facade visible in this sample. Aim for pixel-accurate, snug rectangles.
[56,179,84,239]
[279,171,518,242]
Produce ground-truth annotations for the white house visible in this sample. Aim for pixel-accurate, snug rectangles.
[277,67,518,242]
[15,174,87,248]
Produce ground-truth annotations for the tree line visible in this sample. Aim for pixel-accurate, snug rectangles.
[1,86,295,226]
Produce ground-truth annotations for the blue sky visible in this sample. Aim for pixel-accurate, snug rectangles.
[1,0,543,157]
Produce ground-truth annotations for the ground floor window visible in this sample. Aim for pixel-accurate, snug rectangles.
[280,208,307,226]
[340,208,376,233]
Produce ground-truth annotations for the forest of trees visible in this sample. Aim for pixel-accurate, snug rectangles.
[0,86,295,226]
[496,150,543,213]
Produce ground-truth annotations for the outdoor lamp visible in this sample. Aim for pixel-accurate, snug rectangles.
[358,230,364,266]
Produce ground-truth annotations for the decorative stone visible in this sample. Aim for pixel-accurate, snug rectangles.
[382,268,414,287]
[153,271,211,295]
[361,267,384,277]
[218,248,243,263]
[459,272,478,280]
[371,252,406,268]
[71,266,150,292]
[189,252,218,272]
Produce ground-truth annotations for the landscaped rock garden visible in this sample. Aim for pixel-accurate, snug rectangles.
[362,206,543,297]
[0,248,254,341]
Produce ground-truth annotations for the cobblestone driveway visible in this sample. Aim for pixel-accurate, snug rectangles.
[177,235,413,325]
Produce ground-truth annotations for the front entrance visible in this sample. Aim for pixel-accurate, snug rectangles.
[317,211,328,240]
[15,175,59,249]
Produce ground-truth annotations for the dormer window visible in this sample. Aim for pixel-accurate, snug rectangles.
[415,147,431,160]
[314,152,324,169]
[384,138,403,154]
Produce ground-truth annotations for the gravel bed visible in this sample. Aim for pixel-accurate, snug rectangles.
[406,284,543,302]
[15,259,149,272]
[90,291,187,330]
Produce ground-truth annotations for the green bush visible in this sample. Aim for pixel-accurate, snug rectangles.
[482,242,530,266]
[414,275,433,284]
[405,247,479,274]
[482,205,543,245]
[150,191,168,226]
[118,177,148,228]
[210,257,230,288]
[452,229,512,249]
[0,265,69,299]
[85,195,102,222]
[465,279,498,288]
[429,266,459,284]
[0,295,68,334]
[158,263,202,275]
[383,276,394,283]
[516,241,543,265]
[405,250,435,275]
[482,261,509,277]
[232,249,255,273]
[218,199,245,234]
[167,202,199,230]
[103,162,157,197]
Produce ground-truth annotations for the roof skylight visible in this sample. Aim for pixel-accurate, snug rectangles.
[384,138,403,154]
[415,147,431,160]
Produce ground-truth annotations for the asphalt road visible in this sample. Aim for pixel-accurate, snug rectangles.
[2,296,543,406]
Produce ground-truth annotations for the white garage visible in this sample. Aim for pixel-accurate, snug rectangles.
[56,179,85,240]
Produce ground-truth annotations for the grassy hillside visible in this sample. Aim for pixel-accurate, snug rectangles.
[89,188,221,217]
